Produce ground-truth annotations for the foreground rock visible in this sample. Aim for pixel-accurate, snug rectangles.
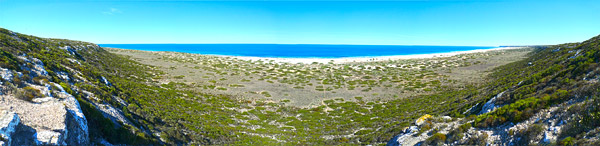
[0,111,20,145]
[0,93,89,145]
[387,115,459,146]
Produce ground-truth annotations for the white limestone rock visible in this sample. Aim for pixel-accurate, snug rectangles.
[0,111,20,146]
[0,68,13,83]
[95,102,133,126]
[0,91,89,145]
[479,91,506,115]
[101,76,111,86]
[56,71,70,82]
[386,126,419,146]
[59,46,77,56]
[29,58,48,77]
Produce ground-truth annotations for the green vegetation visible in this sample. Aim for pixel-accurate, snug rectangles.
[425,133,447,145]
[3,27,600,145]
[557,96,600,145]
[14,86,42,101]
[77,95,156,144]
[0,28,158,145]
[0,27,520,145]
[444,35,600,145]
[260,91,272,97]
[471,37,600,129]
[111,45,520,108]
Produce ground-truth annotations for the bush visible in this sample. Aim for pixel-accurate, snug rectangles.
[15,86,42,101]
[12,74,24,87]
[32,76,47,85]
[558,97,600,142]
[261,91,272,97]
[2,82,17,94]
[513,124,544,145]
[77,96,157,145]
[559,137,575,146]
[426,133,447,145]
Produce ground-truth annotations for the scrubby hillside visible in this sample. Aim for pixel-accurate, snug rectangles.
[2,27,598,146]
[0,28,158,145]
[2,27,497,145]
[0,28,267,145]
[388,34,600,145]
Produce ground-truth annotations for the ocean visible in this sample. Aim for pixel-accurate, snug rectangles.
[99,44,497,58]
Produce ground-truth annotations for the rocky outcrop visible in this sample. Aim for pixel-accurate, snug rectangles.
[0,111,20,146]
[94,102,133,127]
[0,93,89,145]
[387,98,578,146]
[0,28,144,145]
[101,76,111,86]
[464,99,574,145]
[386,126,420,146]
[479,91,506,115]
[0,57,90,145]
[387,115,459,146]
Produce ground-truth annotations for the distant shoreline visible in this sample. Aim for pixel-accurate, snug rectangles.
[100,44,499,59]
[226,47,525,64]
[105,47,525,64]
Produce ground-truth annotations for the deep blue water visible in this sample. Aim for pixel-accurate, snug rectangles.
[99,44,497,58]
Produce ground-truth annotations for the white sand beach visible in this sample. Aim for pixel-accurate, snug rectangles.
[228,47,525,64]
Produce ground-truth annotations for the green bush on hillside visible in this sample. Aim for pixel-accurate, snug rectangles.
[15,86,42,101]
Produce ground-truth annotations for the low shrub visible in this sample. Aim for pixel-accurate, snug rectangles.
[426,133,447,145]
[559,137,575,146]
[15,86,42,101]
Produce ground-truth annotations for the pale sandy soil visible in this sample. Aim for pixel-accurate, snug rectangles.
[106,47,531,107]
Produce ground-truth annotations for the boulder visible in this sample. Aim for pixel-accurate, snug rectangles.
[386,126,419,146]
[0,111,20,146]
[0,93,89,145]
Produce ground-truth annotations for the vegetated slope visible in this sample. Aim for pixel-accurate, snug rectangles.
[0,27,529,145]
[7,26,597,146]
[0,28,258,145]
[0,28,159,145]
[1,28,497,145]
[393,34,600,145]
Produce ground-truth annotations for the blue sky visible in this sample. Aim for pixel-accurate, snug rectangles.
[1,0,599,46]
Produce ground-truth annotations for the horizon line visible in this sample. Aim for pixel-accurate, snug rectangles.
[98,43,507,47]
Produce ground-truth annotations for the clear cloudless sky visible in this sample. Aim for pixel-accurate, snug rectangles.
[1,0,599,46]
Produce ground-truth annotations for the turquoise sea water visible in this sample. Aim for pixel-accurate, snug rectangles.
[99,44,497,58]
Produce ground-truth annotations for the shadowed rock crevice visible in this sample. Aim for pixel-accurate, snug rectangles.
[11,123,36,146]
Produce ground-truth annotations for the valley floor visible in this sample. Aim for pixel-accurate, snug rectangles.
[107,47,530,108]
